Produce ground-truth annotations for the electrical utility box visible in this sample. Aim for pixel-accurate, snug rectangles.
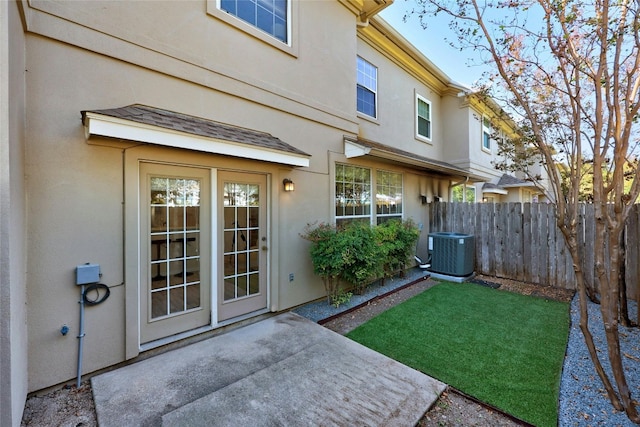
[76,264,101,285]
[428,232,475,276]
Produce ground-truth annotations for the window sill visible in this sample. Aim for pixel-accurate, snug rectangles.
[415,135,433,145]
[357,112,379,124]
[206,1,298,58]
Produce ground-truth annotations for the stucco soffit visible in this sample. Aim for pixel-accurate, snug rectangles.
[343,137,486,181]
[81,105,310,167]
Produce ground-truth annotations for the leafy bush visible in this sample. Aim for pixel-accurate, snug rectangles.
[301,220,420,305]
[338,221,384,294]
[300,223,344,305]
[375,219,420,280]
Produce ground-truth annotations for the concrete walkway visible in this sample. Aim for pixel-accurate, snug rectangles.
[92,312,445,426]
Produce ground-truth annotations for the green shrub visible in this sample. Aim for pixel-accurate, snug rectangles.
[374,219,420,280]
[300,222,344,305]
[302,220,421,306]
[338,221,384,294]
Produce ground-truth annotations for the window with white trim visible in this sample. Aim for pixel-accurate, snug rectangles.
[357,57,377,118]
[335,164,371,225]
[452,185,476,202]
[416,95,432,140]
[482,116,492,151]
[220,0,288,43]
[376,170,403,224]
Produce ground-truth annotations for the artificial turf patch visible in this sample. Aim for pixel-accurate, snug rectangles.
[346,281,570,427]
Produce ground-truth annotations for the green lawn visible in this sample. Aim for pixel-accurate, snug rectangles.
[346,282,570,427]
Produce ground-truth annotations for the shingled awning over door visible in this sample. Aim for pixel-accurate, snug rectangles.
[81,104,311,167]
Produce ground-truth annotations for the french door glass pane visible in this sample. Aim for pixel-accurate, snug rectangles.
[149,176,201,319]
[223,182,261,302]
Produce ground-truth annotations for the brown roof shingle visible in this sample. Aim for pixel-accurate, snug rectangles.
[81,104,310,157]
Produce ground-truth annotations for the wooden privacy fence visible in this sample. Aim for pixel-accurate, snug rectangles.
[428,202,640,299]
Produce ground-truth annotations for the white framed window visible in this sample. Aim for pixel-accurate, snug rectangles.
[416,95,432,141]
[482,116,492,151]
[335,163,371,225]
[357,57,377,119]
[452,185,476,202]
[219,0,289,43]
[376,170,403,224]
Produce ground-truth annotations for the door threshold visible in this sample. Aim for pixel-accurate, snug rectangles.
[140,308,272,353]
[217,308,271,328]
[140,325,215,353]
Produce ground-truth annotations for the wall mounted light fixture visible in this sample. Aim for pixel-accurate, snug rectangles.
[283,178,295,192]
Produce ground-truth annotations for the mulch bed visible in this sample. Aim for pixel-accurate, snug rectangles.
[473,275,575,302]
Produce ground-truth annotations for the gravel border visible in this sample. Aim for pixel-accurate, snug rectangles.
[559,295,639,427]
[292,267,431,322]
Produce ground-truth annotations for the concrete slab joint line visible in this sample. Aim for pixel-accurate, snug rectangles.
[92,312,445,426]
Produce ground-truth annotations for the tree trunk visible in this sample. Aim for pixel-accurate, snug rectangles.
[591,210,626,411]
[618,225,632,326]
[605,226,640,422]
[565,226,624,411]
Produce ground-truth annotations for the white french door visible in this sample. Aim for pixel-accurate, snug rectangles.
[140,163,211,344]
[217,171,268,321]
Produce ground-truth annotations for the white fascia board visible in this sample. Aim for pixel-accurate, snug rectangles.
[344,140,371,158]
[483,188,508,195]
[84,113,310,167]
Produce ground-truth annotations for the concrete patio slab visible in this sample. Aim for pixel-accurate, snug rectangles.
[92,312,445,426]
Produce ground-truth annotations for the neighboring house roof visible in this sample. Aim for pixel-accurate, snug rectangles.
[81,104,311,167]
[481,182,508,195]
[482,174,538,195]
[497,173,537,188]
[344,136,486,181]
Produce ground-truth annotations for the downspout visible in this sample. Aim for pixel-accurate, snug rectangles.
[450,176,470,202]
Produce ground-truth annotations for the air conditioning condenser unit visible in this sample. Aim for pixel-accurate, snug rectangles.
[428,232,475,277]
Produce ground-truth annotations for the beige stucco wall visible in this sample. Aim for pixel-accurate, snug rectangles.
[356,32,445,161]
[19,0,509,394]
[23,0,357,130]
[22,0,362,389]
[1,1,29,425]
[23,37,355,390]
[352,24,458,209]
[445,100,500,178]
[441,96,470,163]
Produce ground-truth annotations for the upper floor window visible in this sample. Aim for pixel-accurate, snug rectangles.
[220,0,288,43]
[482,116,492,151]
[416,95,432,141]
[357,57,377,118]
[376,170,403,224]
